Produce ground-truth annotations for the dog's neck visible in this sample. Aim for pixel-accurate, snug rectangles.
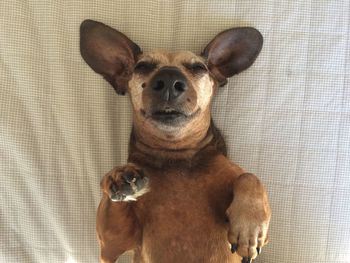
[128,120,227,169]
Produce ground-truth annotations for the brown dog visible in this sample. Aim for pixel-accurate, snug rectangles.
[80,20,271,263]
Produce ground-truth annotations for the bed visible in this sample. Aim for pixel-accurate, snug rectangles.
[1,1,349,262]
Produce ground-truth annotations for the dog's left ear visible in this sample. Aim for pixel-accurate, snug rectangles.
[80,20,142,95]
[201,27,263,87]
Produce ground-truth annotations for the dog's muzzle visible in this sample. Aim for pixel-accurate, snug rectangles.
[147,66,190,124]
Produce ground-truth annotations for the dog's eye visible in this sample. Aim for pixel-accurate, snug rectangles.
[134,61,157,74]
[184,62,208,74]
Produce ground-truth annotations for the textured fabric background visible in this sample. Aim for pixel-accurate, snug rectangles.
[1,1,349,262]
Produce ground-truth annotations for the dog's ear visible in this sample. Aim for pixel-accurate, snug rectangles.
[201,27,263,87]
[80,20,142,95]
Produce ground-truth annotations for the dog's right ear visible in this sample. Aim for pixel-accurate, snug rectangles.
[201,27,263,87]
[80,20,142,95]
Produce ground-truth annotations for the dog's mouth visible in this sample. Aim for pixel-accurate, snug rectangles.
[151,108,188,125]
[152,108,185,121]
[141,107,200,126]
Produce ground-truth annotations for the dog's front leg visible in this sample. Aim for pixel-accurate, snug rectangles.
[226,173,271,262]
[97,164,149,263]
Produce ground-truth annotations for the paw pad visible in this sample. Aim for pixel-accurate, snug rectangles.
[101,164,149,202]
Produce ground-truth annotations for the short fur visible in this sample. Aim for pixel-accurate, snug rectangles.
[80,20,271,263]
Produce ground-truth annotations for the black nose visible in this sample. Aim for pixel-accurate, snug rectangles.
[150,67,188,101]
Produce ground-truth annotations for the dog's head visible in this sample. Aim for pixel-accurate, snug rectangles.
[80,20,262,145]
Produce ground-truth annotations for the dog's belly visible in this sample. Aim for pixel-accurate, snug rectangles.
[134,169,240,263]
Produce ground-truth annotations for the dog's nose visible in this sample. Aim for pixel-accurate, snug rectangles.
[150,67,188,101]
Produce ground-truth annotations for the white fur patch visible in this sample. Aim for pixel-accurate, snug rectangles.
[124,184,150,202]
[128,76,144,111]
[195,74,214,110]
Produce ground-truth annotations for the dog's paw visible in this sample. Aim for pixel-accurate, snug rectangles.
[226,202,270,262]
[226,175,271,262]
[100,164,149,202]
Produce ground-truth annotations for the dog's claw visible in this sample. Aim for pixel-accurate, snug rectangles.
[257,247,261,255]
[241,257,252,263]
[230,243,238,253]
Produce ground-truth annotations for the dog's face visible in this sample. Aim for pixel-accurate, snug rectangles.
[128,50,215,139]
[80,20,263,143]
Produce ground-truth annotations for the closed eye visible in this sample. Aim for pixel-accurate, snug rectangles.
[183,62,208,74]
[134,61,157,74]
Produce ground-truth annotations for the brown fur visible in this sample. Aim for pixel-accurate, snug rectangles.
[80,20,271,263]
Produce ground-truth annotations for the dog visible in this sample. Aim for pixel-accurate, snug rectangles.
[80,20,271,263]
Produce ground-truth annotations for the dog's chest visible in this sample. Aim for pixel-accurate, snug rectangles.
[132,166,236,262]
[135,166,233,230]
